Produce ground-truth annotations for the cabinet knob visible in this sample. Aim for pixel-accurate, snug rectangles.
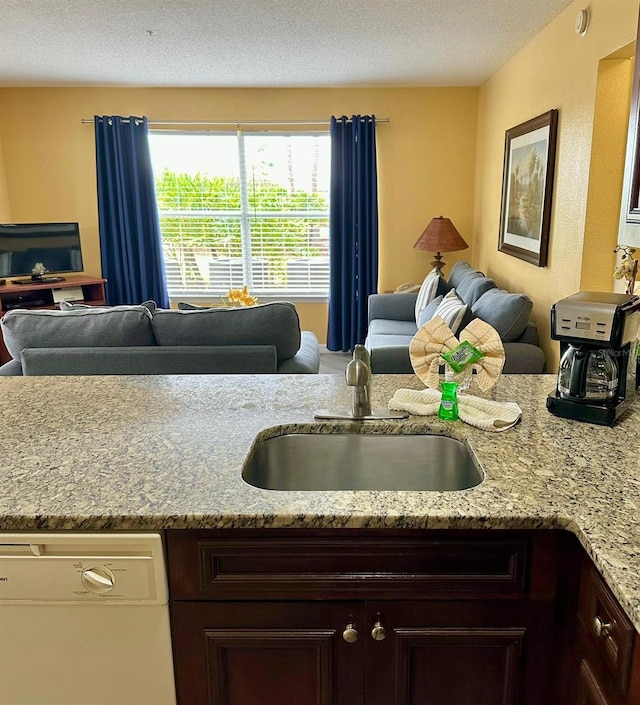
[371,620,386,641]
[593,615,613,638]
[342,623,358,643]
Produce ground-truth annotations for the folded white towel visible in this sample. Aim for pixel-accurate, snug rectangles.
[389,388,522,432]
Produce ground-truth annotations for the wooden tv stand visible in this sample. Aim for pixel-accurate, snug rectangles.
[0,275,106,365]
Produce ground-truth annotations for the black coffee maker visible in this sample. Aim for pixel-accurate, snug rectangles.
[546,292,640,425]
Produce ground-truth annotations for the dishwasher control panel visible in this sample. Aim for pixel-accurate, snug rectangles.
[0,533,168,604]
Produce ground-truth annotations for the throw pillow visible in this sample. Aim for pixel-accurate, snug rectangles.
[471,288,533,342]
[455,274,496,307]
[177,302,232,311]
[60,299,158,315]
[60,301,102,311]
[432,288,471,334]
[447,261,477,289]
[417,295,443,328]
[414,268,444,326]
[177,302,212,310]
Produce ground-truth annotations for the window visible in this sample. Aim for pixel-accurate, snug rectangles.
[148,131,331,300]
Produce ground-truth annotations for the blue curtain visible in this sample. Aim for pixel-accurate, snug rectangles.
[94,115,169,308]
[327,115,379,352]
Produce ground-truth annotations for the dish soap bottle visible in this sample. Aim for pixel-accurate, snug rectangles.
[438,365,459,421]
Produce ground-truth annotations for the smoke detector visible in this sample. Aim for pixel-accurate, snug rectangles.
[575,8,590,36]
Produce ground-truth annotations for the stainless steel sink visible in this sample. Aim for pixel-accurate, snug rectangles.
[242,433,484,491]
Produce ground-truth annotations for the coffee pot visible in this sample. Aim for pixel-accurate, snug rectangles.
[557,345,619,402]
[547,292,640,425]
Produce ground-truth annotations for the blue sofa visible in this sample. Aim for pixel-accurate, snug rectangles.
[365,261,545,374]
[0,301,320,375]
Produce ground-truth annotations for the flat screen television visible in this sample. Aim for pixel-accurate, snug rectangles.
[0,222,84,282]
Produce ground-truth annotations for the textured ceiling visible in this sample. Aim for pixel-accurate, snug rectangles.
[0,0,575,87]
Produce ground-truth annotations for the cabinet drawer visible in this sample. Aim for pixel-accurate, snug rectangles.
[579,566,635,695]
[167,530,534,600]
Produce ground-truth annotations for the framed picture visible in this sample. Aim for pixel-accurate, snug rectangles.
[498,109,558,266]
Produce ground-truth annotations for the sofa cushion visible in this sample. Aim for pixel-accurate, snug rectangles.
[151,302,301,361]
[471,288,533,342]
[369,319,419,337]
[1,306,156,360]
[366,332,416,348]
[455,274,496,306]
[516,320,540,346]
[20,346,278,376]
[414,268,446,326]
[368,344,414,374]
[276,331,321,374]
[448,261,480,289]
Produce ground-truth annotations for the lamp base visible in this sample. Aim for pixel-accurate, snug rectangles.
[430,252,445,271]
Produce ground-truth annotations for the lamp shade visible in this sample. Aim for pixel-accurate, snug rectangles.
[414,216,468,271]
[414,216,469,253]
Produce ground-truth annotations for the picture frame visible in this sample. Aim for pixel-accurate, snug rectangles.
[498,109,558,266]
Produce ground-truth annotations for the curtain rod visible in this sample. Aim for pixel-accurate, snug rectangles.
[82,117,389,126]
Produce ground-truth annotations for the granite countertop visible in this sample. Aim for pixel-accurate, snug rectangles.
[0,373,638,630]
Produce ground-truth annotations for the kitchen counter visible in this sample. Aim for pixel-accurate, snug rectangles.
[0,373,639,630]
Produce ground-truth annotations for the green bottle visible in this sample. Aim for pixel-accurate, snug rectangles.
[438,366,459,421]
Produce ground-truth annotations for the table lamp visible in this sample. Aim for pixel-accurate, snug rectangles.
[414,216,468,272]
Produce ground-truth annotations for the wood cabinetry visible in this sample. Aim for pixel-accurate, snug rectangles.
[166,529,561,705]
[362,600,554,705]
[574,557,640,705]
[0,275,106,363]
[172,601,363,705]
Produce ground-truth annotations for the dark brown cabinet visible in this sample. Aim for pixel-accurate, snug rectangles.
[364,600,554,705]
[574,558,640,705]
[166,529,560,705]
[171,601,364,705]
[170,598,555,705]
[577,659,624,705]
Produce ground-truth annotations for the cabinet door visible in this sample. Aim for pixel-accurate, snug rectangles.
[364,601,556,705]
[576,660,623,705]
[171,601,364,705]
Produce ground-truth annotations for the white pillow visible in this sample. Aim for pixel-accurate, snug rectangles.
[433,288,469,334]
[414,268,442,325]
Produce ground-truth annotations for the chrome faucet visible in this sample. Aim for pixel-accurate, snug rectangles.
[346,345,372,418]
[313,344,408,421]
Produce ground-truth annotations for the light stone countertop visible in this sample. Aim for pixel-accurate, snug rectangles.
[0,373,639,630]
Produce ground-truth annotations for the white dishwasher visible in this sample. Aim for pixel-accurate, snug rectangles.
[0,532,176,705]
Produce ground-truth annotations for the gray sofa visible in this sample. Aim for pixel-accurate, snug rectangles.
[365,261,545,374]
[0,301,320,375]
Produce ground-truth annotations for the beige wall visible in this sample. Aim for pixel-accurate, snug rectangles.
[474,0,638,371]
[0,87,478,342]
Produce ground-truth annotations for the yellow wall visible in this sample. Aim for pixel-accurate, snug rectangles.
[0,87,478,342]
[582,52,634,292]
[2,0,637,359]
[0,134,10,222]
[474,0,638,371]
